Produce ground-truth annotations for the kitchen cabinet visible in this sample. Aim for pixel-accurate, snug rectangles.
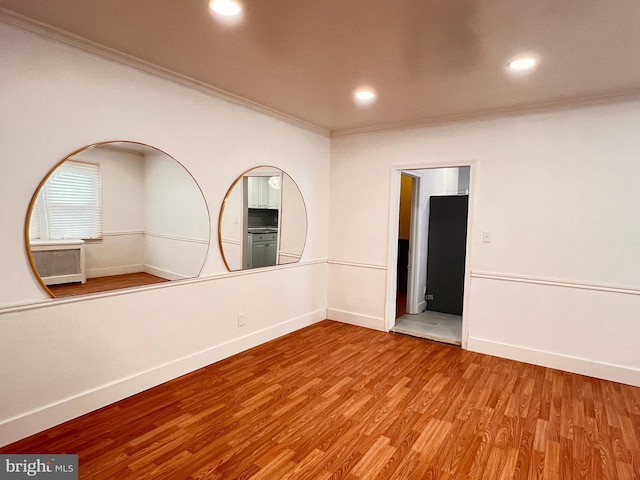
[248,176,280,209]
[246,232,278,268]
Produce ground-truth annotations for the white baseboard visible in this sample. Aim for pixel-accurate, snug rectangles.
[327,308,386,331]
[0,309,326,448]
[417,300,427,313]
[144,265,188,281]
[86,264,144,278]
[467,336,640,387]
[86,265,189,281]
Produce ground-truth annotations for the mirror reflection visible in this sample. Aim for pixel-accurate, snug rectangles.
[26,141,210,298]
[219,166,307,271]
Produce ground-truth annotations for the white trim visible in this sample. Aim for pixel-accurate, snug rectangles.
[144,265,188,281]
[471,271,640,296]
[326,308,385,332]
[0,308,326,448]
[221,237,241,246]
[327,259,387,270]
[0,9,329,138]
[102,231,209,244]
[102,230,144,237]
[331,89,640,137]
[30,239,85,246]
[103,231,209,245]
[460,163,478,349]
[86,264,144,278]
[385,171,402,332]
[145,231,209,245]
[0,258,328,314]
[405,172,421,314]
[467,337,640,388]
[278,251,302,259]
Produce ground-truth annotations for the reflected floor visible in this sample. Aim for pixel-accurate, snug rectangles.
[392,310,462,346]
[49,272,168,298]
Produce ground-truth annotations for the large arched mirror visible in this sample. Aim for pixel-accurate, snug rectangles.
[219,166,307,271]
[25,141,210,298]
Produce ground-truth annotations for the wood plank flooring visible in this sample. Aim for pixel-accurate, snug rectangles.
[2,320,639,479]
[49,272,169,298]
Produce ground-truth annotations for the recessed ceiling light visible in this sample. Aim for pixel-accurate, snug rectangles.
[507,57,537,71]
[209,0,242,16]
[354,88,377,105]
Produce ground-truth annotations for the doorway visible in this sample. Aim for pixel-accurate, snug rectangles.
[395,173,418,318]
[389,165,471,346]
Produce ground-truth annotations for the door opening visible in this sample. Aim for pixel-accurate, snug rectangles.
[390,166,471,346]
[396,174,412,318]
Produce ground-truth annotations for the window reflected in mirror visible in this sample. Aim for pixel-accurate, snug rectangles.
[26,141,210,298]
[219,166,307,271]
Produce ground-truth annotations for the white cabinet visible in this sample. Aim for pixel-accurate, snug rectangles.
[268,180,280,209]
[247,176,280,209]
[247,176,265,208]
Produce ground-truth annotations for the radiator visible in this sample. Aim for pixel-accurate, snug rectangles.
[30,239,87,286]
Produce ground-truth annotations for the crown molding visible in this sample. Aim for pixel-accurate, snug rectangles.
[331,88,640,137]
[4,8,640,140]
[0,8,330,138]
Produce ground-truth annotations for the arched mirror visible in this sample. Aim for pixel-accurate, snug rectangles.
[25,141,210,298]
[219,166,307,271]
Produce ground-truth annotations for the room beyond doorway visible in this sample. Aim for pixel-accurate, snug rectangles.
[393,310,462,346]
[390,165,470,345]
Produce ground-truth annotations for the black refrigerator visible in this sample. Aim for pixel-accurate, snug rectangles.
[425,195,469,315]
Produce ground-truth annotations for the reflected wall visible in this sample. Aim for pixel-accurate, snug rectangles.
[25,142,210,297]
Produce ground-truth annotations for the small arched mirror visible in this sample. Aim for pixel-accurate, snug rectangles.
[219,166,307,271]
[26,141,210,298]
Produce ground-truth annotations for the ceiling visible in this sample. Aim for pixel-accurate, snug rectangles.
[2,0,640,134]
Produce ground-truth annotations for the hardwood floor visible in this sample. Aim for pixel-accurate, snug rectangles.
[2,320,639,479]
[49,272,169,298]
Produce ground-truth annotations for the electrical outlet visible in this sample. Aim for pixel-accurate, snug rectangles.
[425,294,434,300]
[238,313,245,327]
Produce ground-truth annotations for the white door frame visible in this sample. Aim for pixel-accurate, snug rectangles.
[385,159,477,349]
[401,171,423,314]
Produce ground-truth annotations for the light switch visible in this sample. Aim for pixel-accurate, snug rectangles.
[482,231,491,243]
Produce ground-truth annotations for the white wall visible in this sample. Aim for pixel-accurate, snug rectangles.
[143,151,210,279]
[329,100,640,387]
[0,23,329,446]
[279,173,308,264]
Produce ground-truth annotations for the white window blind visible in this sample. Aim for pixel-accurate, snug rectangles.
[29,160,102,240]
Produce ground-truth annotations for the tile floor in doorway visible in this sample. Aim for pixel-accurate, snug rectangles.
[392,310,462,346]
